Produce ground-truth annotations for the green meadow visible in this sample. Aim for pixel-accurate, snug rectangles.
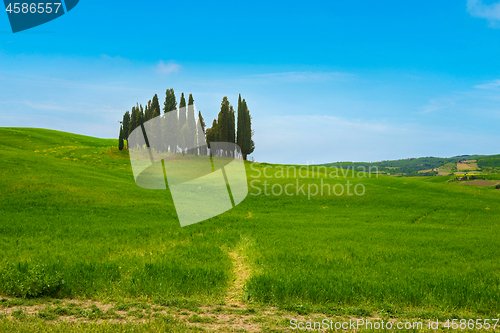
[1,127,500,329]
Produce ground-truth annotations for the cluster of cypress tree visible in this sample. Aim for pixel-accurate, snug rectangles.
[118,93,161,150]
[205,95,254,160]
[119,89,254,161]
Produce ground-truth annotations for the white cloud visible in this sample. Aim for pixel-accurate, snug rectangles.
[156,60,181,74]
[419,98,456,113]
[467,0,500,25]
[244,71,352,83]
[99,54,128,61]
[474,79,500,89]
[24,101,66,111]
[418,78,500,114]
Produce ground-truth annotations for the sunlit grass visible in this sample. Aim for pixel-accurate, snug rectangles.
[1,127,499,317]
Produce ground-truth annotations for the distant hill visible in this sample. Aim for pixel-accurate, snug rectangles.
[322,154,500,176]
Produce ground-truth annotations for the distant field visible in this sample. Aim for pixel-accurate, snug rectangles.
[1,128,500,330]
[455,170,483,175]
[457,162,478,171]
[436,162,455,175]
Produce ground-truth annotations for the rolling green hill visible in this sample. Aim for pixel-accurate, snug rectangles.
[478,156,500,173]
[1,128,500,331]
[323,155,493,176]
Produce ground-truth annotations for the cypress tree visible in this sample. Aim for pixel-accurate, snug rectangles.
[119,125,124,150]
[122,111,130,141]
[177,93,187,153]
[149,103,162,153]
[122,111,130,149]
[137,104,150,147]
[236,94,243,150]
[129,106,138,147]
[187,94,196,154]
[129,106,136,133]
[152,94,161,117]
[163,88,177,153]
[178,92,187,128]
[146,95,161,152]
[145,100,152,121]
[198,111,206,133]
[229,105,235,144]
[216,97,233,156]
[165,102,178,155]
[163,88,177,114]
[197,111,206,155]
[217,97,230,142]
[139,104,144,126]
[241,99,255,160]
[206,119,218,154]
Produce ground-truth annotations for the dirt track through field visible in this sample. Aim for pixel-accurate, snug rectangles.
[226,238,252,305]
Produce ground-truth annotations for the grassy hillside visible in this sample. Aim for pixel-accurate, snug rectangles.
[1,128,500,330]
[0,128,232,301]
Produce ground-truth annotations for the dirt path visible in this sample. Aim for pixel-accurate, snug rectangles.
[225,237,252,305]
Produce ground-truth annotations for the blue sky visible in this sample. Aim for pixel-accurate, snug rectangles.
[1,0,500,164]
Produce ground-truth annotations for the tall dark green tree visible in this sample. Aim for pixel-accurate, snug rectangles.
[136,104,150,147]
[129,106,138,147]
[122,111,130,149]
[241,98,255,160]
[217,97,230,142]
[163,88,177,113]
[139,104,144,126]
[197,110,206,155]
[186,94,197,154]
[122,111,130,141]
[146,101,161,153]
[145,100,152,121]
[151,94,161,117]
[177,93,187,153]
[229,105,235,144]
[215,97,235,156]
[163,88,177,153]
[165,100,179,155]
[146,94,162,151]
[129,106,136,134]
[206,119,218,154]
[236,94,244,150]
[118,125,124,150]
[178,92,187,127]
[198,111,206,133]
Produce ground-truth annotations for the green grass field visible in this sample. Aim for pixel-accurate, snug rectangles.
[1,128,500,331]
